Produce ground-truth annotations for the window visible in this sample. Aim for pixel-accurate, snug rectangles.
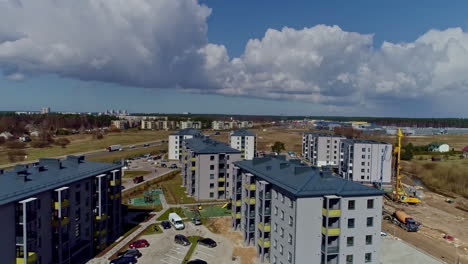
[348,218,355,228]
[280,227,284,237]
[274,191,278,199]
[366,235,373,245]
[289,199,293,208]
[288,234,292,244]
[288,252,292,262]
[367,217,373,227]
[361,162,365,166]
[362,148,366,152]
[362,155,366,159]
[347,237,354,247]
[209,183,214,189]
[280,193,284,203]
[274,206,278,216]
[75,191,81,205]
[365,253,372,263]
[367,199,374,209]
[209,192,214,198]
[210,155,215,160]
[274,223,278,232]
[346,255,353,264]
[348,200,355,210]
[289,216,293,226]
[361,169,365,173]
[361,175,365,180]
[210,165,215,170]
[210,174,215,179]
[280,210,284,220]
[274,239,277,249]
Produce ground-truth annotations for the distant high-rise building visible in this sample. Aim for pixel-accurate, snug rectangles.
[41,107,50,114]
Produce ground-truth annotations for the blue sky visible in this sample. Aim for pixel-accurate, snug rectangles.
[1,0,468,117]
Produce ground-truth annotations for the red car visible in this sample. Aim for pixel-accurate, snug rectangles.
[129,239,150,249]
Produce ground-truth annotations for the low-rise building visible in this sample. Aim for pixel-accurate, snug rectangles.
[230,129,256,160]
[232,156,383,264]
[302,133,345,167]
[0,156,122,264]
[180,121,202,129]
[168,128,203,160]
[212,121,233,130]
[181,137,241,200]
[339,139,392,185]
[111,120,128,130]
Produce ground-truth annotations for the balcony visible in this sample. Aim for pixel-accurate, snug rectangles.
[261,207,271,216]
[110,179,121,186]
[110,193,121,199]
[95,214,107,221]
[322,208,341,217]
[322,246,339,254]
[191,157,196,161]
[244,183,256,190]
[321,227,340,236]
[16,252,38,264]
[218,177,226,182]
[235,200,241,206]
[232,211,241,219]
[244,197,256,205]
[191,167,196,171]
[53,199,69,209]
[264,192,272,199]
[51,217,70,227]
[183,160,187,163]
[258,222,271,232]
[218,187,225,191]
[257,238,271,248]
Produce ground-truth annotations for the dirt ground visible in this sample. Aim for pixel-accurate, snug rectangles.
[205,217,257,264]
[384,191,468,263]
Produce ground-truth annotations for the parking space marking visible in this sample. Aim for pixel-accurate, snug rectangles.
[166,254,183,261]
[195,249,214,258]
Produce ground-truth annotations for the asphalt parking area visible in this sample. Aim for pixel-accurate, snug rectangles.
[160,244,190,264]
[191,244,216,263]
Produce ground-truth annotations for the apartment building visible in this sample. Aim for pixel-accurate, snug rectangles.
[230,129,256,160]
[232,156,384,264]
[180,121,202,129]
[111,120,128,130]
[339,139,392,185]
[168,128,203,160]
[0,156,122,264]
[141,120,178,130]
[181,137,241,200]
[212,121,233,130]
[302,133,345,167]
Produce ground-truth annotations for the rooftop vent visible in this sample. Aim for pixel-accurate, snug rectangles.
[39,158,63,169]
[266,165,272,171]
[280,162,289,169]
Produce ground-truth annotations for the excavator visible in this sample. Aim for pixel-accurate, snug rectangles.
[393,128,422,204]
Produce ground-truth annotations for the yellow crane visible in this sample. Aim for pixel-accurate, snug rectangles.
[394,128,421,204]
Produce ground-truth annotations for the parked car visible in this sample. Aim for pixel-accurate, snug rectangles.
[161,221,171,229]
[129,239,150,249]
[197,238,217,248]
[169,213,185,230]
[191,217,202,225]
[187,259,207,264]
[133,176,144,184]
[161,164,167,168]
[169,164,178,169]
[129,145,136,149]
[174,234,191,246]
[214,131,220,135]
[110,256,138,264]
[143,143,150,147]
[117,249,142,259]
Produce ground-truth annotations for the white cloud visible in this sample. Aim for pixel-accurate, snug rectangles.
[4,72,25,81]
[2,0,468,113]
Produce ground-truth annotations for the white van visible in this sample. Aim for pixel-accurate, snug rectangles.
[168,213,185,230]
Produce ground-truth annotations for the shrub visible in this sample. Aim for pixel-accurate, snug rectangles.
[54,138,71,148]
[7,150,27,162]
[5,141,26,149]
[30,140,51,148]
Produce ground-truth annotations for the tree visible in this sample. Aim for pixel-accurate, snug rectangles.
[94,132,104,140]
[401,143,414,161]
[271,141,285,154]
[30,140,51,148]
[55,138,71,148]
[7,150,27,162]
[5,141,26,149]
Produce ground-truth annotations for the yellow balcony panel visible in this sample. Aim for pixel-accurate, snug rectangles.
[235,200,241,206]
[244,197,256,204]
[183,160,187,163]
[16,252,38,264]
[258,222,271,232]
[321,227,340,236]
[236,212,241,219]
[322,208,341,217]
[218,187,225,191]
[110,179,121,186]
[52,217,70,227]
[244,183,256,190]
[95,214,107,221]
[257,238,271,248]
[53,199,69,209]
[191,157,196,161]
[218,177,226,182]
[191,167,196,171]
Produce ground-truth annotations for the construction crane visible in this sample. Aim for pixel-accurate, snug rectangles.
[393,128,421,204]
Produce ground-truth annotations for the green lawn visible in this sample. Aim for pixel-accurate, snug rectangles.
[141,224,163,236]
[156,208,186,221]
[0,130,171,165]
[123,170,151,179]
[182,236,202,264]
[87,144,167,163]
[159,173,197,204]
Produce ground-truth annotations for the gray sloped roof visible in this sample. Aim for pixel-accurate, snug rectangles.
[0,156,121,205]
[171,128,203,136]
[185,137,241,154]
[231,129,256,137]
[235,157,384,198]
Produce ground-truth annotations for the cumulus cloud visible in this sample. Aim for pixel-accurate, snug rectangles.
[2,0,468,111]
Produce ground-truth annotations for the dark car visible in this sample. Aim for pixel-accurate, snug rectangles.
[214,132,220,135]
[169,164,178,169]
[118,249,142,259]
[161,220,171,229]
[129,239,150,249]
[110,256,138,264]
[191,217,202,225]
[187,259,207,264]
[143,143,150,147]
[197,238,217,248]
[161,164,167,168]
[174,234,191,246]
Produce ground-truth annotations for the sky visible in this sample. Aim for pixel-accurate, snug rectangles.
[1,0,468,117]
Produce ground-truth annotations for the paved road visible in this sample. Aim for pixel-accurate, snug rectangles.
[122,159,174,190]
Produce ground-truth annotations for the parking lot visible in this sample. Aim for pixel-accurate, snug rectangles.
[122,157,180,190]
[133,221,236,264]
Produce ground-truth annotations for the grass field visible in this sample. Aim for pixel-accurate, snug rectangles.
[0,130,171,165]
[159,173,197,204]
[122,170,151,178]
[366,133,468,150]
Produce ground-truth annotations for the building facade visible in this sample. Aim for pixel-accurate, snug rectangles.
[230,129,256,160]
[180,121,202,130]
[339,139,392,185]
[302,133,345,167]
[180,137,241,200]
[168,129,203,160]
[111,120,128,130]
[212,121,254,130]
[0,156,122,264]
[232,156,383,264]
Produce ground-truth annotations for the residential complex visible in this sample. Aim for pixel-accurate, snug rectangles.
[0,156,122,264]
[168,128,203,160]
[339,139,393,185]
[230,129,257,160]
[302,133,345,167]
[141,120,178,130]
[232,156,384,264]
[180,120,202,129]
[181,137,241,200]
[212,120,254,130]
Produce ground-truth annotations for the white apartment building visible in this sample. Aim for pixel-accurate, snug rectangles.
[168,128,203,160]
[180,121,202,129]
[229,129,256,160]
[302,133,345,167]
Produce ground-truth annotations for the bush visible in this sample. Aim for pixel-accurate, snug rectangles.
[94,132,104,140]
[0,137,5,145]
[56,129,71,136]
[7,150,27,162]
[30,140,51,148]
[5,141,26,149]
[54,138,71,148]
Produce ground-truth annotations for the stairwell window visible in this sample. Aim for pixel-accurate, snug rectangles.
[347,236,354,247]
[346,255,353,264]
[348,218,355,228]
[348,200,355,210]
